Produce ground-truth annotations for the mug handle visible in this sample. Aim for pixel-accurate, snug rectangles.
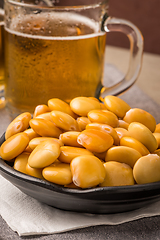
[100,17,144,100]
[0,9,4,20]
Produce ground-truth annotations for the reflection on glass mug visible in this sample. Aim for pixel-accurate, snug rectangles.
[1,0,143,118]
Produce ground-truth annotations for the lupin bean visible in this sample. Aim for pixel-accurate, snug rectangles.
[70,97,101,117]
[104,95,131,118]
[86,123,119,145]
[28,140,61,168]
[5,112,32,139]
[115,127,130,140]
[155,123,160,133]
[48,98,76,118]
[50,110,79,131]
[128,122,158,152]
[153,133,160,148]
[43,162,72,185]
[24,128,40,140]
[120,136,150,156]
[76,117,91,131]
[0,132,30,161]
[58,146,93,163]
[100,161,134,187]
[14,152,30,174]
[105,146,142,168]
[77,129,114,153]
[124,108,156,132]
[26,163,44,180]
[59,131,82,148]
[29,118,62,138]
[118,120,129,130]
[29,137,63,150]
[133,154,160,184]
[88,109,118,128]
[35,112,54,122]
[70,155,106,189]
[33,104,50,118]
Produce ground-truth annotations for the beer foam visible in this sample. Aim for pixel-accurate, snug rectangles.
[5,12,105,40]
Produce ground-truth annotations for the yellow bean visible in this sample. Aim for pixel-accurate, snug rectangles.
[4,95,160,189]
[48,98,76,118]
[154,123,160,133]
[118,120,129,130]
[128,122,158,152]
[64,182,80,189]
[14,152,30,174]
[35,112,54,122]
[92,151,107,161]
[50,111,79,131]
[99,161,134,187]
[5,112,32,139]
[70,155,106,189]
[120,136,150,156]
[70,97,101,117]
[58,146,93,163]
[24,128,40,141]
[0,132,30,161]
[86,123,119,145]
[115,127,130,140]
[43,162,72,185]
[104,95,131,118]
[77,129,114,153]
[154,149,160,157]
[26,163,44,180]
[105,146,142,168]
[76,117,91,131]
[28,140,60,168]
[153,133,160,148]
[29,137,63,150]
[100,103,107,110]
[59,131,82,148]
[29,118,62,138]
[33,104,50,118]
[133,154,160,184]
[24,145,33,153]
[87,110,118,128]
[123,108,156,132]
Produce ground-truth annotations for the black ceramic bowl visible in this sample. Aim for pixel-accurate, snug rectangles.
[1,133,160,214]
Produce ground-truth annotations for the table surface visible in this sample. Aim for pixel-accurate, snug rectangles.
[104,46,160,105]
[1,46,160,240]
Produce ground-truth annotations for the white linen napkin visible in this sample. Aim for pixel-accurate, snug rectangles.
[1,175,160,237]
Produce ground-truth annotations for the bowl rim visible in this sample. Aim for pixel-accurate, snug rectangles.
[1,132,160,196]
[1,157,160,195]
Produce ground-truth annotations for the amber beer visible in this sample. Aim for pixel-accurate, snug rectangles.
[5,12,106,115]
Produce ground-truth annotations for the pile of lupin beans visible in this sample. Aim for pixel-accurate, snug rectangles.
[1,95,160,189]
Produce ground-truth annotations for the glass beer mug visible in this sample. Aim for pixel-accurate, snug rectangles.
[0,0,143,118]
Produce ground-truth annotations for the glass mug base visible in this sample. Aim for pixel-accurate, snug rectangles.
[0,85,5,109]
[0,97,5,109]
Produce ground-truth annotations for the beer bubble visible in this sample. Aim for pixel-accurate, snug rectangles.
[33,24,41,30]
[20,26,24,31]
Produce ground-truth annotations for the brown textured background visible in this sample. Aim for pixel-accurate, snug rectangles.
[108,0,160,54]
